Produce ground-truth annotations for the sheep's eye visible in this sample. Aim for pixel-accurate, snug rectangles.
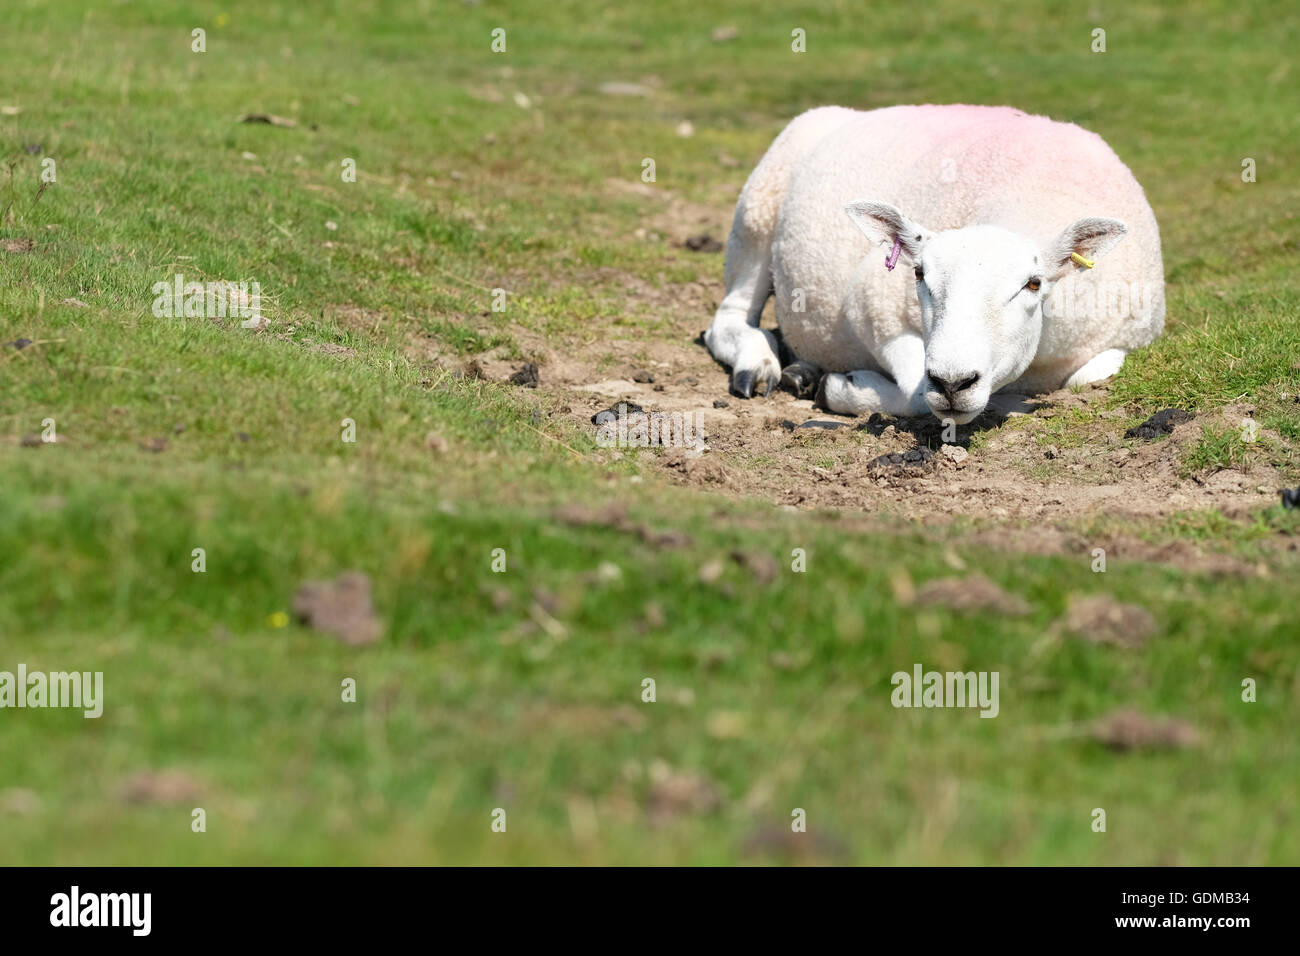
[914,267,925,281]
[1025,277,1042,293]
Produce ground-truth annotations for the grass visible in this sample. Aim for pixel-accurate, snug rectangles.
[0,0,1297,865]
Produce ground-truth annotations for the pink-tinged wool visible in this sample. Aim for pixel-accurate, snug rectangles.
[736,105,1165,388]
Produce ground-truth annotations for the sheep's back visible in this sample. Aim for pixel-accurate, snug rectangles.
[773,105,1164,374]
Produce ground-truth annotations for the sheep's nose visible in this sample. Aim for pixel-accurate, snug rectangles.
[927,371,981,399]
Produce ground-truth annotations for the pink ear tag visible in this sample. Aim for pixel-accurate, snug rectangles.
[884,237,902,271]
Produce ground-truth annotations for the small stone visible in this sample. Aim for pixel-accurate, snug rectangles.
[939,443,969,464]
[683,234,723,253]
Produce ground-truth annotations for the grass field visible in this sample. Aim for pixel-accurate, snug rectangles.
[1,0,1297,864]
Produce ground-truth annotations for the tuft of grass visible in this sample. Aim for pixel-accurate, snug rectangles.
[1182,423,1258,476]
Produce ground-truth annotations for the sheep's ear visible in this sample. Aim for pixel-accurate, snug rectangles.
[844,200,932,263]
[1045,218,1127,278]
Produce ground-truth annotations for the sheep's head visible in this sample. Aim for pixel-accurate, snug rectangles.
[846,200,1128,423]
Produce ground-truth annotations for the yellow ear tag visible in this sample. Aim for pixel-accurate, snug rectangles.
[1071,252,1095,269]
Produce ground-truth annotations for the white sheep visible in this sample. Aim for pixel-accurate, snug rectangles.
[704,105,1165,422]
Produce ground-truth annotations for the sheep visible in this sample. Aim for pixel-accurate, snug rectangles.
[704,105,1165,422]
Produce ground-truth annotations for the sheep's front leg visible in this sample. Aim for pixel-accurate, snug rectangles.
[704,252,781,398]
[1065,348,1126,388]
[817,335,929,417]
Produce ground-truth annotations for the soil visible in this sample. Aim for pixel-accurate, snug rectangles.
[401,180,1296,564]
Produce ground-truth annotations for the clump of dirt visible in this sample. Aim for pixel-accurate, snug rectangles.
[683,234,723,253]
[645,763,723,825]
[1,238,34,253]
[660,446,730,485]
[867,447,937,477]
[292,571,382,646]
[1125,408,1194,440]
[1089,710,1200,751]
[729,548,779,583]
[1061,594,1158,648]
[591,401,644,424]
[913,575,1031,616]
[508,361,540,387]
[119,769,202,806]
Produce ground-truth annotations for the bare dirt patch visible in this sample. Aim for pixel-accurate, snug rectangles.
[539,337,1287,527]
[913,575,1032,616]
[292,571,382,646]
[404,181,1294,550]
[1060,595,1158,648]
[454,283,1292,540]
[118,769,203,806]
[1089,710,1201,751]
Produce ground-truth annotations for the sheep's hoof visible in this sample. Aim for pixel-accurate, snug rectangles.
[732,367,777,399]
[780,360,822,400]
[813,374,830,410]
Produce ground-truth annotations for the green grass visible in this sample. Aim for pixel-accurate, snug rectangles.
[1,0,1298,865]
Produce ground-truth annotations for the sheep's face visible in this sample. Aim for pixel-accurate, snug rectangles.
[912,226,1045,423]
[845,201,1128,423]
